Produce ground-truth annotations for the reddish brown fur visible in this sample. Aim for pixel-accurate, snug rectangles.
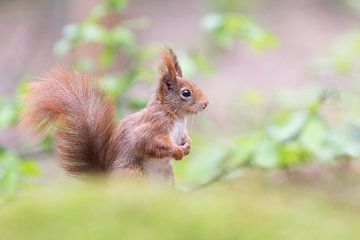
[21,48,208,183]
[21,69,118,175]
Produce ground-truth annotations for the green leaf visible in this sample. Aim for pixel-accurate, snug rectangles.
[313,31,360,75]
[111,26,136,49]
[63,23,80,40]
[100,46,118,68]
[232,132,263,165]
[128,99,147,110]
[0,102,18,129]
[100,74,135,98]
[253,141,279,168]
[87,4,107,22]
[0,151,41,197]
[299,118,327,154]
[105,0,127,11]
[200,13,223,31]
[21,161,41,176]
[177,52,197,77]
[201,12,278,50]
[278,142,308,166]
[53,39,72,57]
[268,112,308,142]
[81,24,107,42]
[190,52,215,75]
[0,151,21,195]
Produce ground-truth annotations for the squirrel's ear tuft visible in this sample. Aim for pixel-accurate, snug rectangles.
[159,49,176,78]
[167,48,183,77]
[159,48,183,78]
[158,48,181,92]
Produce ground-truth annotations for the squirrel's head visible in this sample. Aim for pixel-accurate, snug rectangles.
[157,48,209,118]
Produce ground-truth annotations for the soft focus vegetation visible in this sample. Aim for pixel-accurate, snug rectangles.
[1,0,360,238]
[1,179,360,240]
[0,0,281,196]
[0,0,360,191]
[0,80,41,200]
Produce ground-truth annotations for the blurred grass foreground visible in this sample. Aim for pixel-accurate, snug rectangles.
[1,178,360,240]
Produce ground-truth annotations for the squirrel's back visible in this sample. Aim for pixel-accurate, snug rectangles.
[21,68,118,174]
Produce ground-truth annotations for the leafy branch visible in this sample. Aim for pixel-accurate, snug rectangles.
[189,88,358,190]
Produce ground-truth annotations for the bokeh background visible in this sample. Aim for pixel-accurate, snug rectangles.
[2,0,360,239]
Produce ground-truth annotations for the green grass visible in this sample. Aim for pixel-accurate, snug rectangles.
[1,178,360,240]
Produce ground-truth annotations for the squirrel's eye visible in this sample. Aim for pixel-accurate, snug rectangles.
[181,89,191,98]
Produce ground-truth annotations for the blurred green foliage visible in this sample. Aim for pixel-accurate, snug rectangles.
[176,88,360,186]
[201,12,278,50]
[207,0,262,12]
[2,1,360,238]
[0,150,40,202]
[313,2,360,75]
[53,0,277,114]
[173,0,360,186]
[3,0,360,197]
[0,0,278,196]
[52,0,281,186]
[346,0,360,14]
[0,80,26,130]
[314,32,360,75]
[54,0,158,114]
[1,180,360,240]
[236,90,358,164]
[0,80,41,201]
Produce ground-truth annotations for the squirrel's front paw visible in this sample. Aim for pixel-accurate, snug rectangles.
[181,141,191,156]
[181,137,191,156]
[172,147,184,160]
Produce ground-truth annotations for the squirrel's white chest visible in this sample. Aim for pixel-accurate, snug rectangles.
[170,118,186,145]
[142,118,187,184]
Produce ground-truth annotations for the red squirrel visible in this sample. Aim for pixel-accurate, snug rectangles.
[21,48,209,184]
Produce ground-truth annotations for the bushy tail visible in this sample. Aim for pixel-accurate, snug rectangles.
[21,68,118,175]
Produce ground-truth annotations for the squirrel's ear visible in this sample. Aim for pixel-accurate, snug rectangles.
[167,48,183,77]
[159,48,179,90]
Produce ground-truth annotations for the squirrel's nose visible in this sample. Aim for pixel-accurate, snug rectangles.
[202,100,209,110]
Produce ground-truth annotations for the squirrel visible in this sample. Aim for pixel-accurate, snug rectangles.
[21,48,209,185]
